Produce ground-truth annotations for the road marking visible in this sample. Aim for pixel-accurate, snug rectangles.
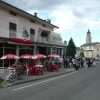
[13,71,76,91]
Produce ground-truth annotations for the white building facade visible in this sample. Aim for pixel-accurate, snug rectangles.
[81,30,100,58]
[0,1,65,68]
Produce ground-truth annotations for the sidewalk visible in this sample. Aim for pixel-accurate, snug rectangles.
[9,68,75,86]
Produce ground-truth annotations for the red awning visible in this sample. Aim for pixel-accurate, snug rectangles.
[9,38,33,45]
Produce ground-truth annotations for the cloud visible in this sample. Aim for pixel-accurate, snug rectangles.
[82,19,100,29]
[4,0,100,46]
[5,0,100,21]
[72,0,100,22]
[50,5,77,32]
[5,0,68,10]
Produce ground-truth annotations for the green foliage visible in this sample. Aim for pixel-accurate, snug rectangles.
[23,29,29,38]
[80,52,85,58]
[66,38,76,57]
[0,80,8,88]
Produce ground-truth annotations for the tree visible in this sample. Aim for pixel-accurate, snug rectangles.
[66,38,76,57]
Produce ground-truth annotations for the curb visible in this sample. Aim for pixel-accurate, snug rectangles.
[8,69,75,86]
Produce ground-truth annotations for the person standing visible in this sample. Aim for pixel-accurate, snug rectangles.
[87,58,91,68]
[63,56,66,68]
[84,58,88,70]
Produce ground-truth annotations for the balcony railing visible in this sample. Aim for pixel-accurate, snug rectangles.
[37,37,64,46]
[9,30,16,38]
[38,37,49,43]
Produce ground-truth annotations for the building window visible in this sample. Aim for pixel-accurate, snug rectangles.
[30,29,35,34]
[52,48,57,53]
[9,22,16,30]
[9,22,17,38]
[30,28,35,41]
[41,31,48,37]
[40,31,49,41]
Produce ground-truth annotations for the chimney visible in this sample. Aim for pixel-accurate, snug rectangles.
[47,19,51,24]
[34,12,38,17]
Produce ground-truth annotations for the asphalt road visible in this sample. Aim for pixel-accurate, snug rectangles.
[0,62,100,100]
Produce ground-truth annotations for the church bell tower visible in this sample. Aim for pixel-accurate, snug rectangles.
[86,29,92,44]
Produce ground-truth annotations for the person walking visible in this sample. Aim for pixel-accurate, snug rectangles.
[87,58,91,68]
[72,58,80,71]
[63,56,67,68]
[84,58,88,70]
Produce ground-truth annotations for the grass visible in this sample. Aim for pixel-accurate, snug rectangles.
[0,80,8,88]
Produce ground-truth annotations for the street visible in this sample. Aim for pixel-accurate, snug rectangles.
[0,62,100,100]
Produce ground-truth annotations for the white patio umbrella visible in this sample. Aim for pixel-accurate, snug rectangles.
[48,54,60,58]
[1,54,19,59]
[33,54,46,59]
[20,54,35,59]
[0,54,19,67]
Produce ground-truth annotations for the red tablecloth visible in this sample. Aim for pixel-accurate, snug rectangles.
[47,64,59,72]
[27,64,44,75]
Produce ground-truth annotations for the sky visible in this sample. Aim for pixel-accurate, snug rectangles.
[4,0,100,46]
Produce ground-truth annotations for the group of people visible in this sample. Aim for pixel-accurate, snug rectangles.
[63,57,95,71]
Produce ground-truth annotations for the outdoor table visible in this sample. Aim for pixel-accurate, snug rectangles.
[48,64,59,72]
[26,64,34,75]
[51,64,59,71]
[33,64,44,75]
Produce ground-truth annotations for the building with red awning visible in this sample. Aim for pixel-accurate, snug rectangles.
[0,0,66,68]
